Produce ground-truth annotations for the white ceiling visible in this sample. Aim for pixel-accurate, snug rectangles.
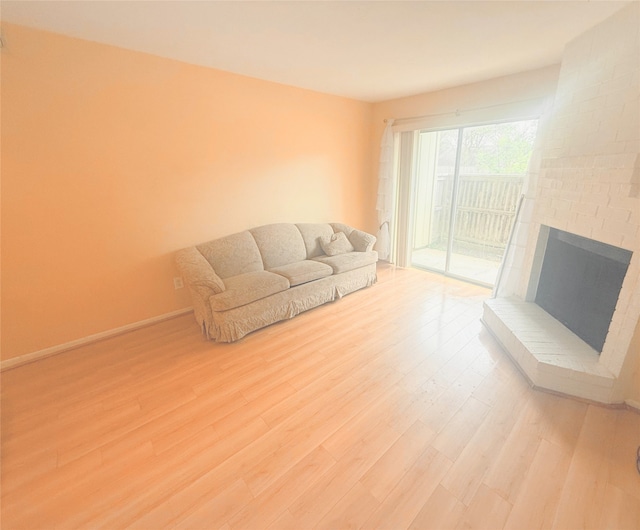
[1,1,632,102]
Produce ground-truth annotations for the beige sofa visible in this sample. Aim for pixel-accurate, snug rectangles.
[176,222,378,342]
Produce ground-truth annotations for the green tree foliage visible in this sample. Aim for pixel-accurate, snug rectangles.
[461,120,538,175]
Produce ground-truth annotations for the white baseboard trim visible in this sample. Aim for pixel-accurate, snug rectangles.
[625,399,640,413]
[1,307,194,372]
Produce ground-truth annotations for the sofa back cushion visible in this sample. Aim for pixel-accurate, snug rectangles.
[250,223,307,269]
[296,223,335,259]
[197,231,264,279]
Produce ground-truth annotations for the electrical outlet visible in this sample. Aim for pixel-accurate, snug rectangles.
[173,277,184,289]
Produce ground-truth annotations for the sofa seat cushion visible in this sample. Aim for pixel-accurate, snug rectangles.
[210,271,290,311]
[312,251,378,274]
[269,260,334,287]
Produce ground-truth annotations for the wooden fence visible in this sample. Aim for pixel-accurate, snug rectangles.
[426,174,524,257]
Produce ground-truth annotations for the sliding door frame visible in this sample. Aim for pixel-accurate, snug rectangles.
[392,115,541,287]
[443,128,464,275]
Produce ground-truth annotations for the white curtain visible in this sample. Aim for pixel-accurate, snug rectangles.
[493,97,555,298]
[393,131,417,268]
[375,119,395,261]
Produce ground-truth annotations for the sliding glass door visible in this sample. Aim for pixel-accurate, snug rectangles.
[411,120,537,286]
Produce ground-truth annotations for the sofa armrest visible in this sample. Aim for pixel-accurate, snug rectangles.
[329,223,377,252]
[348,229,377,252]
[175,247,226,296]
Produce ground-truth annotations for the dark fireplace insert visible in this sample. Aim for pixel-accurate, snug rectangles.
[535,228,632,353]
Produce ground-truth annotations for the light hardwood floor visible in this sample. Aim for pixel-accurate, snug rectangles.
[2,264,639,529]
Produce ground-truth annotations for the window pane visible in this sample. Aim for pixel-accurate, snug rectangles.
[411,129,459,272]
[449,120,538,284]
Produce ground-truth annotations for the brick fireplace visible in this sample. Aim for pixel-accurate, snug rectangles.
[483,3,640,404]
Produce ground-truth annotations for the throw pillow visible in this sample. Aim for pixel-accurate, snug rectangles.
[320,232,354,256]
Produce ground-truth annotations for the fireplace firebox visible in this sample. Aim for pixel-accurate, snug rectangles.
[534,228,632,353]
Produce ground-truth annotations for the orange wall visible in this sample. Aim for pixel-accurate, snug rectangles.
[1,23,373,360]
